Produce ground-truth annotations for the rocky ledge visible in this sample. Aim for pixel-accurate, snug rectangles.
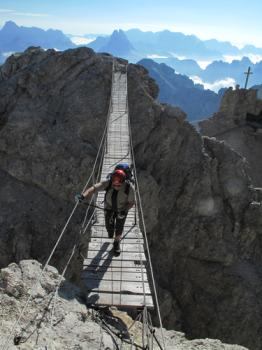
[0,260,248,350]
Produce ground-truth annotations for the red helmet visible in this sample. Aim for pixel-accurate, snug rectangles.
[112,169,126,185]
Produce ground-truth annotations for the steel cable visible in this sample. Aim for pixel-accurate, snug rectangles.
[126,64,166,350]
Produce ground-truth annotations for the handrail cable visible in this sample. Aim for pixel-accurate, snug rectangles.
[0,202,78,350]
[1,59,115,350]
[126,64,166,350]
[120,65,147,312]
[3,134,104,348]
[50,131,106,324]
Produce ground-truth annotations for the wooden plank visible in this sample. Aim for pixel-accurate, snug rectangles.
[103,157,131,161]
[90,238,143,244]
[84,259,146,268]
[93,217,136,224]
[82,270,148,282]
[88,242,144,253]
[90,232,142,240]
[83,280,151,294]
[91,230,142,239]
[87,250,146,261]
[86,292,154,309]
[83,266,146,273]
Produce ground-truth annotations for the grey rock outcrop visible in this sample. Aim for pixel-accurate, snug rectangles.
[0,260,248,350]
[0,46,113,269]
[127,70,262,349]
[199,88,262,187]
[0,47,262,349]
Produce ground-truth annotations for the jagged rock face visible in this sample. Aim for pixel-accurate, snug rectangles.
[0,260,125,349]
[199,88,262,187]
[0,46,112,200]
[0,46,114,269]
[0,47,262,349]
[128,72,262,348]
[0,260,248,350]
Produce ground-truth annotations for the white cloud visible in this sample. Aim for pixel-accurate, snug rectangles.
[3,52,14,58]
[0,9,14,13]
[223,55,246,63]
[147,54,168,59]
[244,54,262,64]
[70,36,95,45]
[190,75,236,92]
[13,12,51,18]
[223,54,262,64]
[196,60,213,69]
[169,52,186,60]
[0,8,51,17]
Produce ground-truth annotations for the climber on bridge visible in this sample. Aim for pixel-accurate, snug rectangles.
[76,168,135,254]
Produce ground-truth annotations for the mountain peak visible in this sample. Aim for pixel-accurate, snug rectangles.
[0,20,75,52]
[2,21,18,31]
[111,29,128,39]
[100,29,133,56]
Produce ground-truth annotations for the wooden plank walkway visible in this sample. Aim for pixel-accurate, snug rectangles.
[82,61,154,309]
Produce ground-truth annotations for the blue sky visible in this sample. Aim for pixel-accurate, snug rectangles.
[0,0,261,47]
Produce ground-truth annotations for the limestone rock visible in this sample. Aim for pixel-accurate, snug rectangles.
[0,46,113,271]
[129,79,262,348]
[199,88,262,186]
[0,260,248,350]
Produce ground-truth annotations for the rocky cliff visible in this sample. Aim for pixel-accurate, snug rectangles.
[127,71,262,349]
[0,47,262,349]
[199,88,262,187]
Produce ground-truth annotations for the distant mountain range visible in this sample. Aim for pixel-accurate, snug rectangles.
[138,59,225,122]
[88,28,262,61]
[153,56,262,86]
[88,29,262,86]
[2,20,262,64]
[0,21,75,54]
[0,21,261,104]
[199,57,262,85]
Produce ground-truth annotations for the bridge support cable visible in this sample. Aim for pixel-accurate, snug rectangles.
[126,66,166,350]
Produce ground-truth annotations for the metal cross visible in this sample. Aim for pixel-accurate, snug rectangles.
[244,66,253,89]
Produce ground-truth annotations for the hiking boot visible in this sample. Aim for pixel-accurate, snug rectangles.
[108,231,114,239]
[113,240,121,254]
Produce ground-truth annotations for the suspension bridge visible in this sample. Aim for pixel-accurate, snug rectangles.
[82,61,154,310]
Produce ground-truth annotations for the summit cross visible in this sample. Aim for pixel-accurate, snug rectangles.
[244,66,253,89]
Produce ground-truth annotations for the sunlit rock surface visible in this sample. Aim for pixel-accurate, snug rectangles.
[200,88,262,187]
[0,260,248,350]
